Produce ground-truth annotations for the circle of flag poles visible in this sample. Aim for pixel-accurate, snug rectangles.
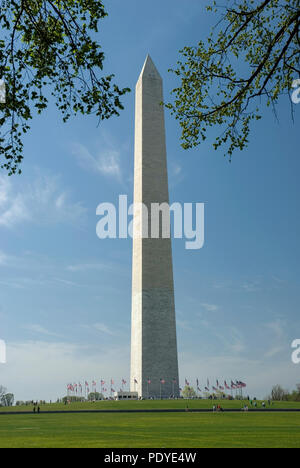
[66,378,247,401]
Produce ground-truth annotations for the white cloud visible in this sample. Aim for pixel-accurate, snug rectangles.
[265,319,286,339]
[0,279,25,289]
[264,345,286,359]
[0,250,8,265]
[66,262,113,273]
[0,174,10,207]
[169,162,184,188]
[93,323,116,336]
[1,340,130,401]
[241,281,261,292]
[1,337,299,402]
[263,319,290,360]
[22,324,62,338]
[197,319,246,355]
[200,303,219,312]
[0,173,86,229]
[71,142,122,181]
[80,322,119,336]
[52,278,81,287]
[172,164,182,176]
[65,261,128,279]
[0,180,30,227]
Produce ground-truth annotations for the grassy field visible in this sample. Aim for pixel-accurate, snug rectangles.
[0,411,300,448]
[1,398,300,412]
[0,400,300,448]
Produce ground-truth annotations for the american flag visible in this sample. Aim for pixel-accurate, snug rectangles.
[122,379,126,385]
[185,378,190,386]
[101,380,105,386]
[237,380,247,388]
[134,378,138,384]
[212,386,218,392]
[160,379,166,384]
[224,381,230,390]
[85,381,89,387]
[147,379,151,384]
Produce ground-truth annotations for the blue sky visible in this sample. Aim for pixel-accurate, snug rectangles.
[0,0,300,401]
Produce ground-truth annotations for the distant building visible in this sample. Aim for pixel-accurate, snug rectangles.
[114,391,138,401]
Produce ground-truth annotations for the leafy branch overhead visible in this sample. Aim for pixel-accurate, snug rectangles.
[166,0,300,158]
[0,0,130,175]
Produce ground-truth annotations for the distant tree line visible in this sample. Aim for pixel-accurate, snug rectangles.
[269,384,300,401]
[0,385,14,407]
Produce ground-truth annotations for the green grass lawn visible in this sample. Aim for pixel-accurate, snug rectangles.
[0,411,300,448]
[1,398,300,412]
[1,400,299,448]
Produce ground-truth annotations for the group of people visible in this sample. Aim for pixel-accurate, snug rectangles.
[212,399,273,413]
[33,403,41,414]
[249,400,271,408]
[212,405,224,412]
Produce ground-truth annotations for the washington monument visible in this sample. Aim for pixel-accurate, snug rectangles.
[130,56,180,399]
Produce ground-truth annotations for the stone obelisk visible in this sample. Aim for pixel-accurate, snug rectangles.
[130,55,179,399]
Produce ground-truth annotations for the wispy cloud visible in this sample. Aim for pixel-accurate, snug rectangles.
[66,261,128,278]
[52,277,81,287]
[71,142,122,181]
[169,162,184,188]
[265,319,286,339]
[2,340,130,401]
[93,323,116,336]
[199,319,246,355]
[0,172,86,229]
[66,262,114,273]
[0,250,8,265]
[0,279,25,289]
[263,318,289,359]
[80,322,118,336]
[0,176,30,227]
[23,324,62,338]
[241,280,261,292]
[264,345,286,359]
[200,303,219,312]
